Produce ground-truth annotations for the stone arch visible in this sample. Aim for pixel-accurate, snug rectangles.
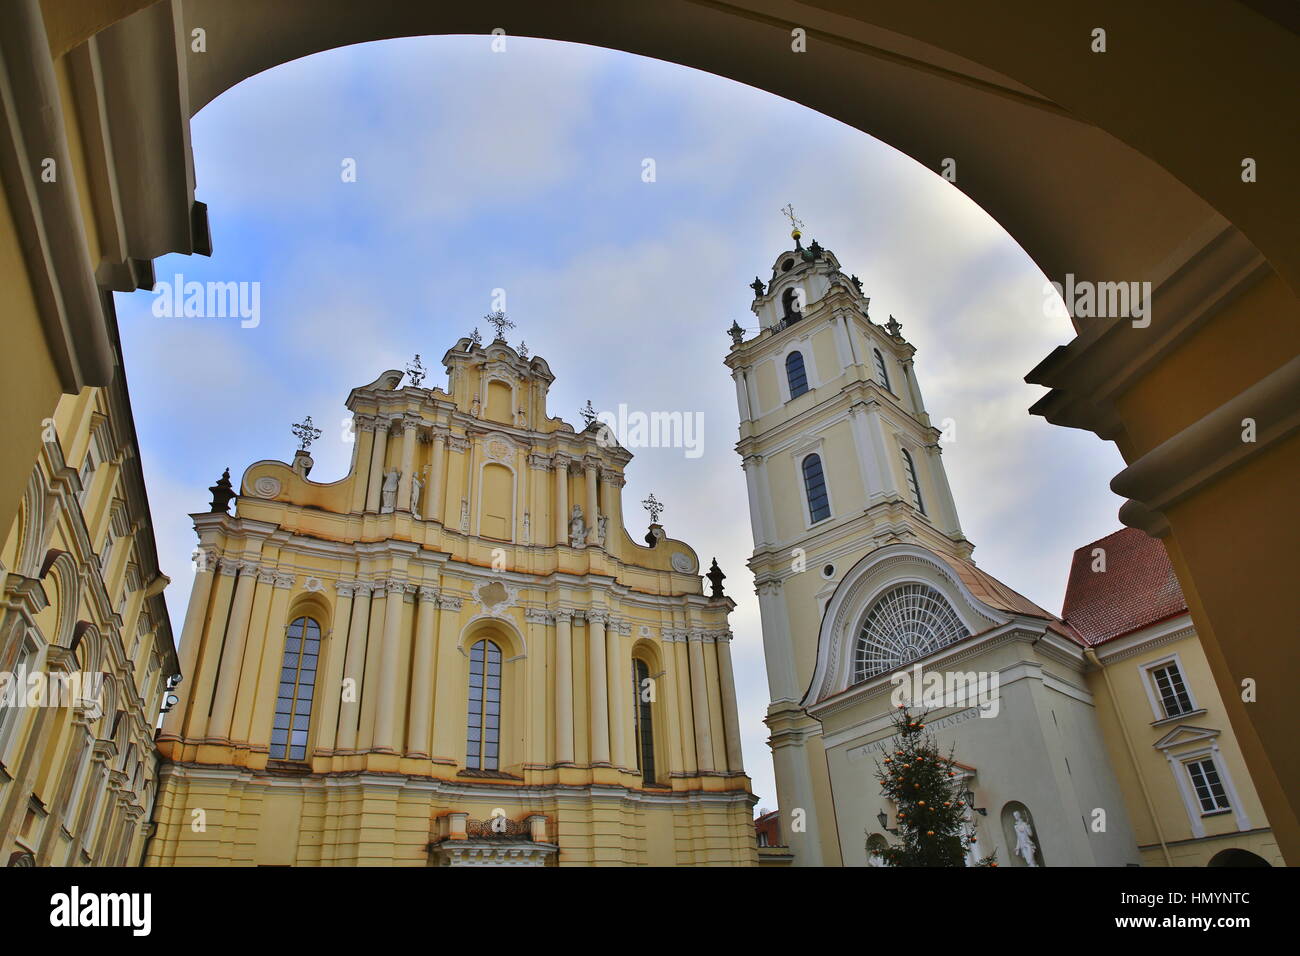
[630,638,668,786]
[39,549,81,649]
[14,469,54,577]
[802,543,1001,707]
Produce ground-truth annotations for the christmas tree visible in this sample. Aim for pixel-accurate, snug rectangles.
[871,705,996,867]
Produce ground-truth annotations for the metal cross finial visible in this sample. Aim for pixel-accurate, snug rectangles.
[580,400,597,427]
[642,493,664,524]
[780,203,805,234]
[518,340,529,359]
[468,328,483,347]
[406,353,426,388]
[291,416,322,451]
[485,310,515,341]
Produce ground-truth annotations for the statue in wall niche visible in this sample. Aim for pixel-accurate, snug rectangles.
[596,513,608,547]
[569,505,586,548]
[411,473,423,520]
[516,407,527,428]
[471,396,481,417]
[522,511,531,545]
[380,469,399,513]
[1012,811,1040,867]
[460,497,470,532]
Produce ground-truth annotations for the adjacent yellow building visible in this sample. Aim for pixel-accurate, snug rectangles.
[0,378,178,867]
[146,334,757,866]
[1066,528,1282,867]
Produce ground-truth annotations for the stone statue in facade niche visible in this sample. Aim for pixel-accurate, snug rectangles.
[522,511,531,545]
[1012,811,1040,867]
[597,513,608,547]
[411,473,423,520]
[380,470,399,513]
[569,505,586,548]
[460,497,470,532]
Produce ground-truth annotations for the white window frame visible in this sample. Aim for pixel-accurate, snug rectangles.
[898,442,927,515]
[1139,653,1200,721]
[793,443,834,530]
[872,347,893,393]
[1160,738,1251,837]
[775,336,819,405]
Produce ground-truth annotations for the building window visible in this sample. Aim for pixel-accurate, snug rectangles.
[0,635,38,761]
[632,659,656,786]
[466,639,502,770]
[1149,661,1195,718]
[786,351,809,398]
[270,616,321,761]
[1185,757,1232,814]
[853,583,967,682]
[802,454,831,523]
[901,447,926,514]
[873,349,891,391]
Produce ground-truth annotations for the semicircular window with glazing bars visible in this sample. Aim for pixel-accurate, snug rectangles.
[852,583,968,683]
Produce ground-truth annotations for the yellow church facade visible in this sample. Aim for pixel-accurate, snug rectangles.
[147,335,756,866]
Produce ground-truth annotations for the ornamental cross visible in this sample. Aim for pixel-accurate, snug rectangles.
[485,310,515,340]
[780,203,805,234]
[405,353,426,388]
[579,400,597,426]
[642,492,664,524]
[291,415,322,451]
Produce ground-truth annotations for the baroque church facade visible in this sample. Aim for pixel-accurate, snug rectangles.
[147,335,756,866]
[727,228,1280,868]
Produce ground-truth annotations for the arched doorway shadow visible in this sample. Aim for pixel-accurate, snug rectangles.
[1207,848,1271,868]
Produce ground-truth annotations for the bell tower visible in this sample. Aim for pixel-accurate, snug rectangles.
[725,221,969,865]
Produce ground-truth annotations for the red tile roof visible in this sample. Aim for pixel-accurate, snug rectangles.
[1061,528,1187,646]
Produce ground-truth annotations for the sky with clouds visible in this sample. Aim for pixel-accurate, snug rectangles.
[113,35,1128,811]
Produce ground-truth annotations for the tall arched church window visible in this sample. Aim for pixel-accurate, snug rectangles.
[632,659,656,785]
[466,639,502,770]
[271,616,321,760]
[802,454,831,523]
[901,448,926,514]
[785,351,809,399]
[853,584,967,682]
[873,348,892,391]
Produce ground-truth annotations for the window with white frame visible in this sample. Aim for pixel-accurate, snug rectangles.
[1147,659,1195,718]
[901,447,926,515]
[873,348,892,391]
[1185,756,1232,814]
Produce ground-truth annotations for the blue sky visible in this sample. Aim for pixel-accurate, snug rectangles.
[114,35,1127,810]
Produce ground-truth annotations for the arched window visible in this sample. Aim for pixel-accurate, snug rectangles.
[271,616,320,760]
[632,659,656,785]
[785,351,809,399]
[901,447,926,514]
[802,454,831,523]
[466,639,502,770]
[853,583,967,682]
[782,287,802,321]
[873,348,892,391]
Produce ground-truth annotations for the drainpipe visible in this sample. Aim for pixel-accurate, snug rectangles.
[1085,646,1173,866]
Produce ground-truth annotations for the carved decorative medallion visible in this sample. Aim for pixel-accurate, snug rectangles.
[253,476,281,498]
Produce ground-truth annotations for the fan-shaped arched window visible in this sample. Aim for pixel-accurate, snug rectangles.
[786,351,809,398]
[271,616,321,760]
[901,447,926,514]
[632,658,656,785]
[853,583,967,682]
[802,454,831,523]
[466,639,502,770]
[873,348,892,391]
